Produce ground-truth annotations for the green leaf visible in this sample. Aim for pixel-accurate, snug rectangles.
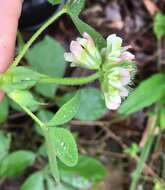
[0,150,35,177]
[0,97,9,124]
[48,0,61,5]
[60,171,91,189]
[20,172,44,190]
[27,36,66,97]
[54,185,74,190]
[0,131,11,161]
[153,12,165,40]
[45,130,60,183]
[38,110,54,123]
[119,73,165,115]
[47,93,80,126]
[1,66,41,92]
[46,176,56,190]
[124,143,140,158]
[38,144,47,157]
[66,0,85,16]
[69,15,106,49]
[56,88,107,121]
[9,90,39,108]
[46,177,74,190]
[59,155,107,185]
[76,88,107,121]
[47,127,78,167]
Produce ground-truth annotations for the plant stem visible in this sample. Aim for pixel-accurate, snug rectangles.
[12,8,66,68]
[9,95,46,130]
[130,116,157,190]
[39,72,100,86]
[21,106,46,130]
[45,130,60,185]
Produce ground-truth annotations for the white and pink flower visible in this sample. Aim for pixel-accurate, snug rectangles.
[64,32,136,110]
[64,32,102,69]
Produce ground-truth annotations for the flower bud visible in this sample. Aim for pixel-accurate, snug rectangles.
[64,32,102,70]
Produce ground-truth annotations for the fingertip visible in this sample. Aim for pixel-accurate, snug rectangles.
[0,0,22,73]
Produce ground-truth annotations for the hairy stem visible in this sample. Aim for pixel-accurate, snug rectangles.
[39,72,100,86]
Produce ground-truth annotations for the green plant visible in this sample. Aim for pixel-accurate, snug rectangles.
[0,0,137,187]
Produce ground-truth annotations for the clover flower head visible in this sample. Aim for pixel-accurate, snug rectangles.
[64,32,102,70]
[64,32,136,110]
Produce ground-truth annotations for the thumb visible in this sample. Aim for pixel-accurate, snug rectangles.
[0,0,22,101]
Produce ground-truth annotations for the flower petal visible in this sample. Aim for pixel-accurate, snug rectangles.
[104,93,121,110]
[83,32,94,47]
[119,87,129,97]
[107,34,122,51]
[70,40,83,57]
[121,51,135,61]
[108,102,120,110]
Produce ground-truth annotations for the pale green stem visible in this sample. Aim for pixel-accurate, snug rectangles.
[9,95,46,130]
[21,106,46,130]
[45,130,60,185]
[12,8,66,68]
[39,72,100,86]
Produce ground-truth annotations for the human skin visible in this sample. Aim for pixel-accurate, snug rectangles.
[0,0,22,101]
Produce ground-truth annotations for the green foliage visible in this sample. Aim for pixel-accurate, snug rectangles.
[0,131,11,161]
[27,36,66,97]
[47,93,80,126]
[45,130,60,183]
[9,90,39,108]
[47,0,61,5]
[119,73,165,115]
[0,2,137,188]
[47,177,74,190]
[0,97,9,124]
[0,151,35,177]
[124,143,140,158]
[153,12,165,40]
[46,127,78,167]
[20,153,106,190]
[1,66,41,92]
[20,172,44,190]
[57,88,107,121]
[76,88,107,121]
[59,155,107,185]
[66,0,85,16]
